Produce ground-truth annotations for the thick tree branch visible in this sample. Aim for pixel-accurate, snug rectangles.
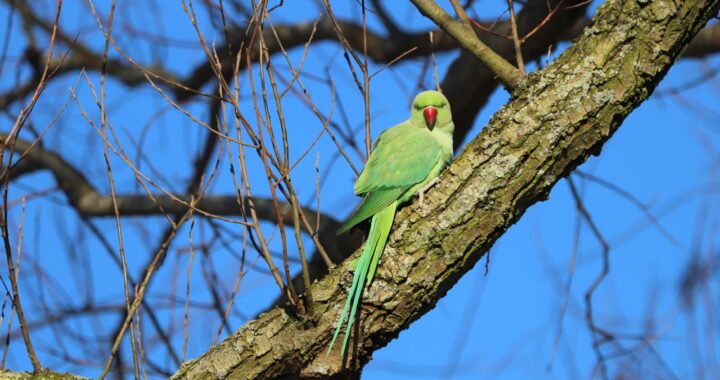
[684,21,720,57]
[442,0,591,150]
[0,370,87,380]
[171,0,720,378]
[549,17,720,59]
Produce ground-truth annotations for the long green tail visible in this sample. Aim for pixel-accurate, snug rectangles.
[328,201,397,355]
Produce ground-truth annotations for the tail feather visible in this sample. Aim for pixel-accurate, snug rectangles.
[328,202,397,355]
[365,202,397,286]
[327,246,369,354]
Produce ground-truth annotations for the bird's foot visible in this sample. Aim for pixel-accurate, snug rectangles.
[417,177,440,206]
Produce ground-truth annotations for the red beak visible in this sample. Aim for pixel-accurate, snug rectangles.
[423,106,437,128]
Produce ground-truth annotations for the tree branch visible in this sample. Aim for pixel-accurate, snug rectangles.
[171,0,720,377]
[411,0,524,92]
[0,370,88,380]
[174,14,459,101]
[684,21,720,57]
[0,134,341,238]
[442,0,590,150]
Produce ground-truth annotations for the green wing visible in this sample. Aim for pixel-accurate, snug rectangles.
[354,123,440,194]
[337,188,404,235]
[338,123,440,234]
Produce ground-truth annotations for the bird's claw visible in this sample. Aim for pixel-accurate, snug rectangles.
[417,177,440,207]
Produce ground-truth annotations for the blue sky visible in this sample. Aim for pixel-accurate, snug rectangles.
[0,1,718,379]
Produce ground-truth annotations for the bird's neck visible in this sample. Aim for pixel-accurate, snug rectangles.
[431,122,454,159]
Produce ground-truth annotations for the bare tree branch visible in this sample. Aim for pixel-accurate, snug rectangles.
[411,0,524,92]
[0,134,341,234]
[685,21,720,58]
[0,369,88,380]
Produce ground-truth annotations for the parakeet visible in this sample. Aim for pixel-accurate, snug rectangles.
[329,90,454,355]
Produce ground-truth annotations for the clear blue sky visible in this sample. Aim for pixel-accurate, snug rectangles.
[0,1,718,379]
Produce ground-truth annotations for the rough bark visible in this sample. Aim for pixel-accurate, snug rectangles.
[0,370,87,379]
[442,0,590,149]
[171,0,720,379]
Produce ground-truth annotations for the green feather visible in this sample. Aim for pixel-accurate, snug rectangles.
[337,124,441,235]
[337,188,404,235]
[354,123,440,195]
[329,90,454,356]
[365,202,396,286]
[327,202,397,355]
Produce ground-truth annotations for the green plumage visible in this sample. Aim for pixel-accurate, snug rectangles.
[329,90,455,355]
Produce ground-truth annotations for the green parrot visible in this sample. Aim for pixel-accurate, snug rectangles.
[329,90,454,355]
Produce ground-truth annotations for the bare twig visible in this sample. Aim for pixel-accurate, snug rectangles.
[0,0,65,373]
[507,0,525,72]
[361,0,372,157]
[90,0,141,375]
[449,0,473,31]
[182,212,196,363]
[567,178,611,380]
[575,170,683,248]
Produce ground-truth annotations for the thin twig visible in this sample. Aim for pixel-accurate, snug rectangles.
[430,32,440,90]
[575,170,682,248]
[507,0,525,72]
[0,0,65,372]
[89,0,141,375]
[182,211,196,362]
[449,0,473,31]
[568,177,611,380]
[361,0,372,157]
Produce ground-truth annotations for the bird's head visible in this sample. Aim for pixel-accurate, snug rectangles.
[410,90,452,133]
